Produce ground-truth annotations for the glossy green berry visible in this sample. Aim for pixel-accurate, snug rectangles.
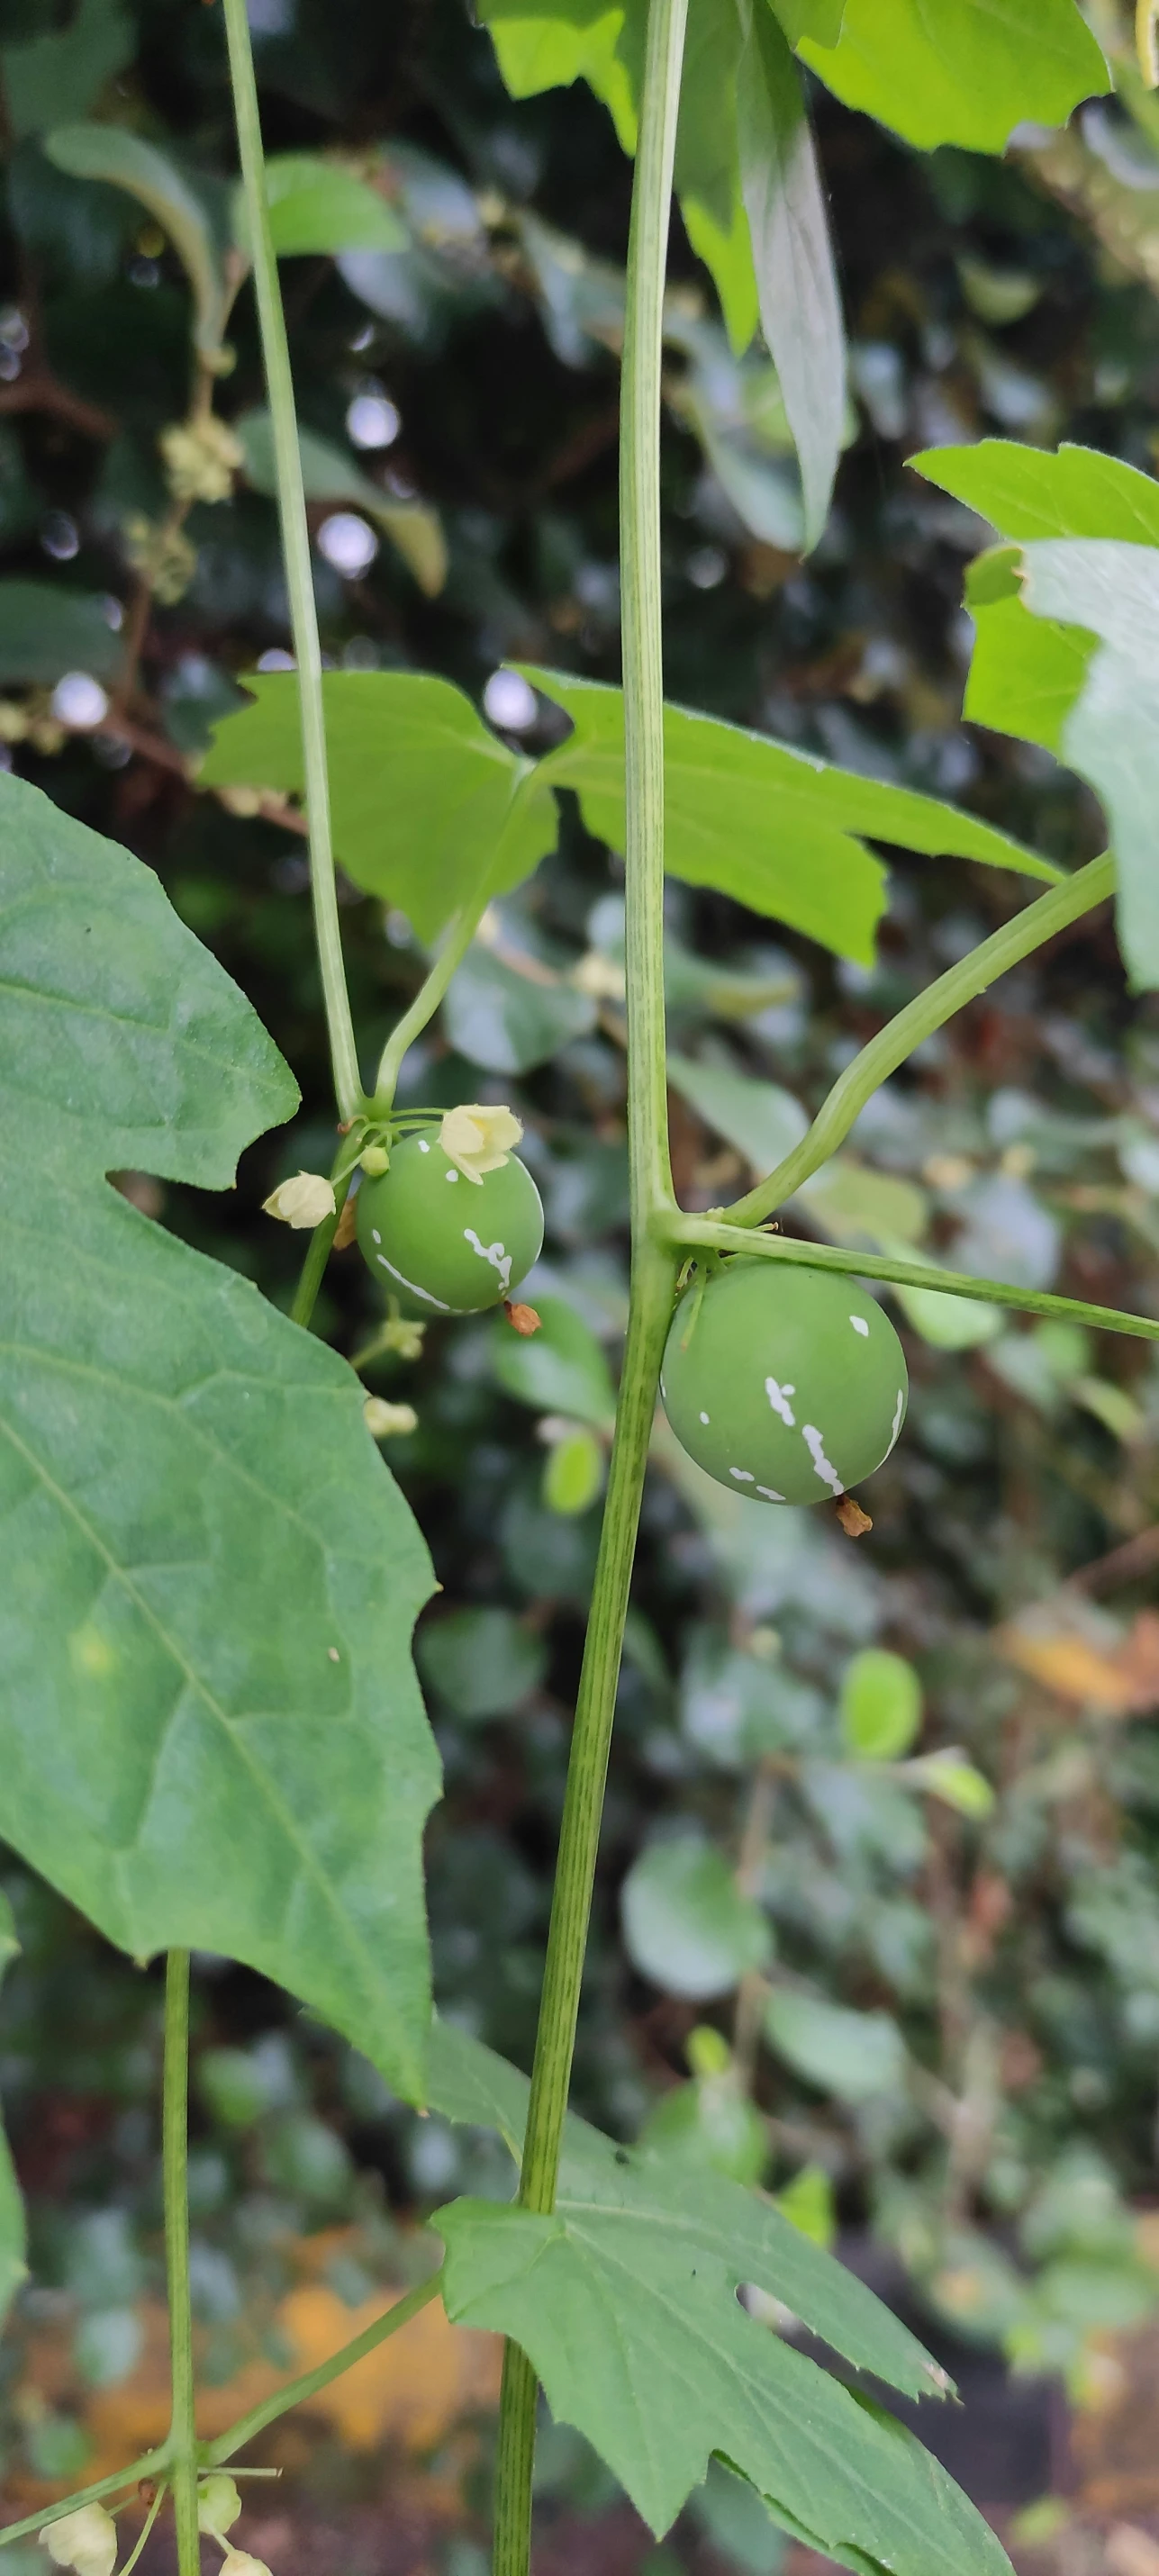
[660,1259,907,1506]
[357,1133,544,1315]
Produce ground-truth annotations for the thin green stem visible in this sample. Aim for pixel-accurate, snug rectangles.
[117,2483,168,2576]
[665,1211,1159,1342]
[0,2459,171,2548]
[163,1952,199,2576]
[204,2271,442,2464]
[491,0,686,2568]
[724,853,1116,1228]
[290,1168,354,1331]
[220,0,362,1125]
[372,899,489,1110]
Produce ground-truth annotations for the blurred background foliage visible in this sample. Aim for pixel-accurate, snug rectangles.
[7,0,1159,2564]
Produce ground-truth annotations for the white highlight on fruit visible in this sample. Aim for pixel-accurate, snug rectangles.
[418,1139,430,1153]
[371,1228,381,1243]
[802,1423,843,1495]
[446,1169,458,1182]
[765,1376,796,1426]
[850,1315,869,1337]
[375,1250,451,1310]
[699,1410,711,1424]
[464,1228,512,1290]
[885,1387,905,1457]
[729,1468,755,1483]
[756,1485,786,1502]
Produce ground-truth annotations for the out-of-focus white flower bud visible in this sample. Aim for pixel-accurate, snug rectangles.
[42,2505,118,2576]
[363,1397,418,1439]
[219,2553,273,2576]
[261,1171,337,1229]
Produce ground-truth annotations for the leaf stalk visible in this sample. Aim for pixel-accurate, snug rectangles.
[724,852,1116,1227]
[664,1212,1159,1342]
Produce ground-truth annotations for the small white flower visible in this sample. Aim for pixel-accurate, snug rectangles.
[439,1103,522,1185]
[219,2553,273,2576]
[363,1397,418,1439]
[42,2506,118,2576]
[197,2475,242,2541]
[261,1171,337,1229]
[381,1315,425,1360]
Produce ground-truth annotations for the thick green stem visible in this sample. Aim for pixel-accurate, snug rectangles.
[666,1210,1159,1342]
[490,0,686,2567]
[725,853,1116,1228]
[163,1952,199,2576]
[204,2272,442,2463]
[221,0,362,1125]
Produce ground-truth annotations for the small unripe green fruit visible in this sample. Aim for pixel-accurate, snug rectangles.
[661,1260,907,1505]
[357,1134,544,1315]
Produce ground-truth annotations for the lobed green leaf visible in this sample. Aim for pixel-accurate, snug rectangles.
[797,0,1108,156]
[199,672,555,941]
[426,2020,949,2400]
[428,2021,1010,2571]
[0,773,440,2099]
[524,664,1059,959]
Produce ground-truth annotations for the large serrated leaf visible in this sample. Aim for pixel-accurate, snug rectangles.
[0,773,440,2099]
[426,2020,942,2394]
[428,2026,1010,2576]
[522,665,1059,963]
[199,673,556,942]
[797,0,1108,156]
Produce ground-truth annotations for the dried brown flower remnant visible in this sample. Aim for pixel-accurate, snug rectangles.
[504,1301,542,1336]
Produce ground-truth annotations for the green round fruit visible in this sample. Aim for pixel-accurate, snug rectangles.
[357,1133,544,1315]
[660,1260,907,1506]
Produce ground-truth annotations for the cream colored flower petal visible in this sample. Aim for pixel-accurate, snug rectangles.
[197,2476,241,2540]
[261,1171,337,1228]
[439,1103,522,1181]
[42,2507,118,2576]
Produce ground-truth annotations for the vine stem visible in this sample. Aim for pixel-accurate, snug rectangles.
[490,0,686,2568]
[372,899,488,1110]
[163,1951,199,2576]
[220,0,362,1125]
[665,1212,1159,1342]
[725,852,1116,1227]
[204,2272,442,2463]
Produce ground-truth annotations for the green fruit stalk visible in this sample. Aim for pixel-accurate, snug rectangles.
[660,1260,908,1505]
[358,1132,544,1315]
